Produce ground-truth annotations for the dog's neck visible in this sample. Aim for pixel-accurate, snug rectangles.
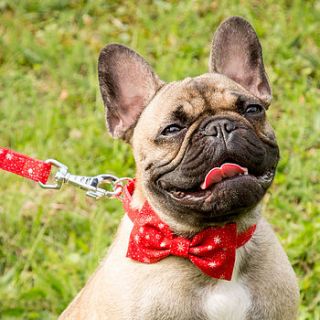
[131,180,261,237]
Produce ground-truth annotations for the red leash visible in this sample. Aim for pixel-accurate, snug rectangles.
[0,147,125,199]
[0,147,52,184]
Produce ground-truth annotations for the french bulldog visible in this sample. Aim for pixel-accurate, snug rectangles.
[60,16,299,320]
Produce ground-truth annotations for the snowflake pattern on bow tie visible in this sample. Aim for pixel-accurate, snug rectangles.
[121,181,256,281]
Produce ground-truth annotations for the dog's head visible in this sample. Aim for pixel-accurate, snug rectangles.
[98,17,279,230]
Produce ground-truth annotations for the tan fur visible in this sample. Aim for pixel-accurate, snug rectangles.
[60,74,299,319]
[60,17,299,319]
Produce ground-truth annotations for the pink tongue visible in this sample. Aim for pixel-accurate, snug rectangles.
[201,163,248,190]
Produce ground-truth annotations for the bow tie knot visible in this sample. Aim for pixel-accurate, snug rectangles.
[170,237,190,258]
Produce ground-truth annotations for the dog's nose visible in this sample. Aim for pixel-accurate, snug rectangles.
[202,118,237,137]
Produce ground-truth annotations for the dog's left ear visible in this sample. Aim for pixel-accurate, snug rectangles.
[209,16,272,106]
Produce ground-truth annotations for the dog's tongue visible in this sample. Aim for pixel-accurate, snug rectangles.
[201,163,248,190]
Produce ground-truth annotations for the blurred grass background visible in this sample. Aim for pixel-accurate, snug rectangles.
[0,0,319,319]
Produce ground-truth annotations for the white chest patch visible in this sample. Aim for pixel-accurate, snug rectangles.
[202,247,251,320]
[203,279,251,320]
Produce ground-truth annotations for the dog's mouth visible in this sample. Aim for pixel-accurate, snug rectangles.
[157,162,275,206]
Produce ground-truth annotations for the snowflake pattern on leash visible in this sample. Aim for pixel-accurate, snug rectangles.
[0,147,51,184]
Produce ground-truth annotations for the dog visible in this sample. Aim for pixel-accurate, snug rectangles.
[60,16,299,320]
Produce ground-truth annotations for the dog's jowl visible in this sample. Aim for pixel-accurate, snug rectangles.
[60,17,299,320]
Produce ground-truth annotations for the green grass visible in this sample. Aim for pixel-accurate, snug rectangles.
[0,0,319,319]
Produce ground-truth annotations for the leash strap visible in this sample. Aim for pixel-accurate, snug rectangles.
[0,146,124,199]
[0,147,52,184]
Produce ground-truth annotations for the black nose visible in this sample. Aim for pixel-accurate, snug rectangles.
[202,118,237,137]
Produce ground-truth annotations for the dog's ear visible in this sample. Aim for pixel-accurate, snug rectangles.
[209,16,271,106]
[98,44,163,140]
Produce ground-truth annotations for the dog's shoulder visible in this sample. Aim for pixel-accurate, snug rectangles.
[239,218,300,320]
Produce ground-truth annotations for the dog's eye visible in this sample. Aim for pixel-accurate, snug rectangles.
[245,104,263,114]
[161,124,184,136]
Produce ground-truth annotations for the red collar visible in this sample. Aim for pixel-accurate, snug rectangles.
[121,180,256,280]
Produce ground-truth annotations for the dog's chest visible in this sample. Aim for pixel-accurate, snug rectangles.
[131,262,251,320]
[202,279,251,320]
[111,217,252,320]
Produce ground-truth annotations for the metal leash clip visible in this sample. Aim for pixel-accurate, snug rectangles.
[38,159,124,199]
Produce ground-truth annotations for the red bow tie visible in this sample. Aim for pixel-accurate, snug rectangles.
[121,180,256,281]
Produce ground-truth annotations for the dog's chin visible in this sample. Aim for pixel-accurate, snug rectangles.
[150,169,274,225]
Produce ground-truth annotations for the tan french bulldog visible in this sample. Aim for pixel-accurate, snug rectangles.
[60,16,299,320]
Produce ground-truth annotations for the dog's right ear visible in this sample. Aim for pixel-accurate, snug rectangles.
[98,44,163,141]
